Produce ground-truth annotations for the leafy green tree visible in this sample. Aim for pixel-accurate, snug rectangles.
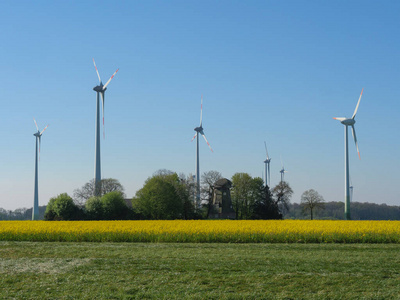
[132,172,194,220]
[101,191,128,220]
[85,196,103,220]
[300,189,325,220]
[231,173,254,219]
[44,193,80,220]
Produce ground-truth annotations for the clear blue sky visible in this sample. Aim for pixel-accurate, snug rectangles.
[1,0,399,210]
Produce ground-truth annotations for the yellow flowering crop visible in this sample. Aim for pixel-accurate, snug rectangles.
[0,220,399,243]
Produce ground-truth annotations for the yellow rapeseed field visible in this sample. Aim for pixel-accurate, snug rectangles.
[0,220,399,243]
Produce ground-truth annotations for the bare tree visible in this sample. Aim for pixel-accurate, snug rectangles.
[73,178,125,206]
[300,189,325,220]
[271,181,293,216]
[201,170,223,204]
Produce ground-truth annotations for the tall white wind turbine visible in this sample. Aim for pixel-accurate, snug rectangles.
[92,59,119,196]
[263,142,271,187]
[32,118,48,220]
[191,95,213,209]
[333,88,363,220]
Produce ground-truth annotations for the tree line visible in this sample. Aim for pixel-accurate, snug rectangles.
[2,171,399,220]
[42,170,295,220]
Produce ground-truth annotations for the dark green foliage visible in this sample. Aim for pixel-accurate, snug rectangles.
[231,173,281,220]
[44,193,80,220]
[132,172,196,220]
[85,196,103,220]
[101,191,128,220]
[251,183,282,219]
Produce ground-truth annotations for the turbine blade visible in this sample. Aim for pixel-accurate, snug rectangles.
[352,88,363,119]
[103,68,119,90]
[101,92,105,139]
[351,125,361,160]
[201,133,213,152]
[39,135,41,162]
[40,124,49,135]
[199,95,203,126]
[264,141,269,158]
[191,133,197,142]
[33,118,39,131]
[333,117,346,121]
[93,58,102,83]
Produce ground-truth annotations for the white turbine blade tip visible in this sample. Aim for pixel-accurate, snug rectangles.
[201,133,213,152]
[33,118,39,131]
[103,68,119,89]
[40,124,49,135]
[352,88,363,119]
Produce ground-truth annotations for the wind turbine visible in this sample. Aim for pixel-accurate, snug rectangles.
[280,157,287,183]
[191,95,213,209]
[263,142,271,187]
[32,118,48,220]
[333,88,363,220]
[92,59,119,196]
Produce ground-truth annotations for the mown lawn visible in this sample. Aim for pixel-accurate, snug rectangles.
[0,242,399,299]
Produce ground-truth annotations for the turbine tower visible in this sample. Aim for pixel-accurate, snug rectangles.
[32,118,48,220]
[263,142,271,187]
[280,157,287,183]
[191,95,213,209]
[333,88,363,220]
[92,59,119,196]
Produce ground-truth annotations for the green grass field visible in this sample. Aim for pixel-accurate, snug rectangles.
[1,242,400,299]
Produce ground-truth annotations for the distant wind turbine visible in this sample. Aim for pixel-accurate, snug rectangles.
[191,95,213,208]
[92,59,119,196]
[32,118,48,220]
[333,88,363,220]
[263,142,271,187]
[280,157,287,183]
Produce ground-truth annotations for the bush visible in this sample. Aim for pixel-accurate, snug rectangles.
[101,191,128,220]
[44,193,80,220]
[85,196,103,220]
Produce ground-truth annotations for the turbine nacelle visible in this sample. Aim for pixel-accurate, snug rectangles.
[93,85,106,93]
[333,117,355,126]
[194,126,203,133]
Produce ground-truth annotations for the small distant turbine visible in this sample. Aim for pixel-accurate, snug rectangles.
[32,118,49,220]
[263,142,271,187]
[333,88,363,220]
[191,95,213,208]
[92,59,119,196]
[280,157,287,183]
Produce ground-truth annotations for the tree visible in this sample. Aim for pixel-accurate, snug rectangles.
[251,178,282,220]
[231,173,254,219]
[132,172,194,220]
[85,196,103,220]
[45,193,80,220]
[271,181,293,216]
[300,189,326,220]
[73,178,125,205]
[101,191,129,220]
[201,170,223,200]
